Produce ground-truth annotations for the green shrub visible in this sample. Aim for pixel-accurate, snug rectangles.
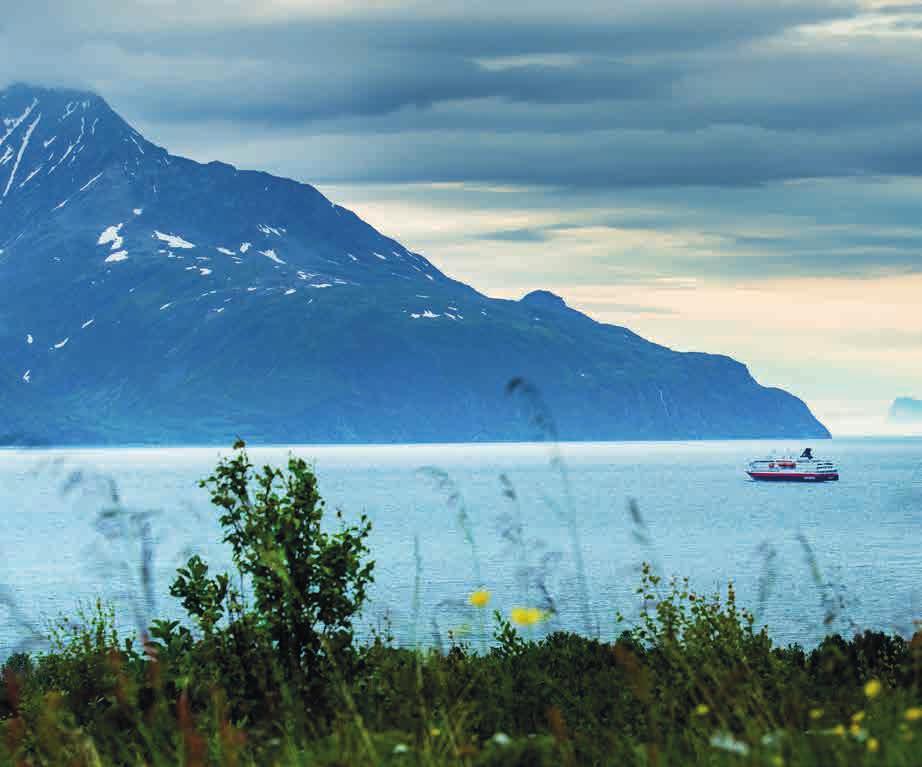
[166,439,374,721]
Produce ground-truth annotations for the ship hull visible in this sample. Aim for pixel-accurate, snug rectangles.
[747,472,839,482]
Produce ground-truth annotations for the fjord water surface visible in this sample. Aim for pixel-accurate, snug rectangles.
[1,438,919,656]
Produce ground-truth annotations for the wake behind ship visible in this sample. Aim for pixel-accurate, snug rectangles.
[747,448,839,482]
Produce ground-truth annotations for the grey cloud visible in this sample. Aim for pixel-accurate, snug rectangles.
[417,180,922,284]
[97,14,922,134]
[655,250,922,280]
[97,3,857,58]
[0,1,865,130]
[281,123,922,189]
[3,0,920,195]
[476,228,551,243]
[731,229,922,252]
[875,2,922,13]
[111,57,679,124]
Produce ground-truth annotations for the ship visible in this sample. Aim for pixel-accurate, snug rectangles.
[746,448,839,482]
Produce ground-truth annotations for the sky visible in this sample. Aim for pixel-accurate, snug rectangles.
[2,0,921,434]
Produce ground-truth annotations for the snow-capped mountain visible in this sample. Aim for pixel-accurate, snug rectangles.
[0,84,829,444]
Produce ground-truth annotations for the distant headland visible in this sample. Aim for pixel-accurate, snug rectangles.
[888,397,922,424]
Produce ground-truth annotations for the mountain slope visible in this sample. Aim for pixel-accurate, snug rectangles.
[0,84,829,444]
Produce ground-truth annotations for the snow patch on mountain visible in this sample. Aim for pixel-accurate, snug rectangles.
[154,231,195,249]
[3,114,41,197]
[0,98,38,148]
[80,172,104,192]
[19,166,42,188]
[259,249,285,265]
[49,116,85,174]
[98,224,123,250]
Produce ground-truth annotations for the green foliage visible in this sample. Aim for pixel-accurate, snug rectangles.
[188,440,374,684]
[30,601,135,718]
[491,611,526,659]
[3,586,921,765]
[162,439,376,724]
[170,556,231,636]
[626,562,785,739]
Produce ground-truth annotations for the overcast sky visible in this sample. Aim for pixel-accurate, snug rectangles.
[3,0,921,433]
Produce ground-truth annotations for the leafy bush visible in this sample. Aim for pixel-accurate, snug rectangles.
[163,440,375,723]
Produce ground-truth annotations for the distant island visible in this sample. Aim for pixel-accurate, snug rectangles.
[888,397,922,424]
[0,84,829,445]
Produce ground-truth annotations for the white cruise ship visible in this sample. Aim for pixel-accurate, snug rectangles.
[746,448,839,482]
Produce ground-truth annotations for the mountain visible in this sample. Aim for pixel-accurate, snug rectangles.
[0,84,830,445]
[888,397,922,424]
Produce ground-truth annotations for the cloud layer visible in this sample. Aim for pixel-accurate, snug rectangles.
[5,0,921,192]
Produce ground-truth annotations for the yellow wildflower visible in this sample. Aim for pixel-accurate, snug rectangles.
[809,708,824,720]
[906,707,922,722]
[851,710,865,723]
[430,727,441,738]
[510,606,547,627]
[867,737,879,753]
[849,722,863,737]
[468,589,491,608]
[832,724,846,737]
[864,679,882,699]
[694,704,710,716]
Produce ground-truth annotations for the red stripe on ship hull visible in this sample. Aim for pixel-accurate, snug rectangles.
[747,472,839,482]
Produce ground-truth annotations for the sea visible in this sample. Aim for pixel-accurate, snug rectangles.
[1,438,920,657]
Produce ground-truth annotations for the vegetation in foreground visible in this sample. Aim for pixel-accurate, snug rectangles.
[1,442,920,766]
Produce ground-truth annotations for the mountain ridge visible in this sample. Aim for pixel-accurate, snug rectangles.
[0,83,830,445]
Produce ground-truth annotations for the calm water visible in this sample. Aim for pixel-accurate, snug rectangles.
[1,438,920,657]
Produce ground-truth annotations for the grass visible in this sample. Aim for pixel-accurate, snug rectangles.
[1,594,920,766]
